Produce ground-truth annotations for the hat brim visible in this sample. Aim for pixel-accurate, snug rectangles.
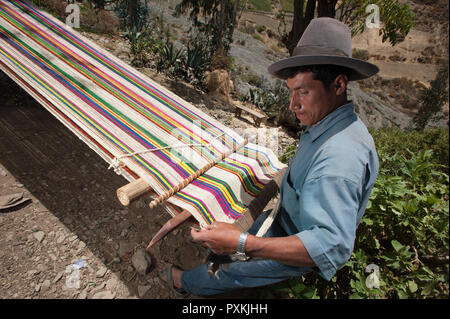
[268,55,379,81]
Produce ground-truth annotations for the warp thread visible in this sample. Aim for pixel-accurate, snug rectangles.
[108,133,225,175]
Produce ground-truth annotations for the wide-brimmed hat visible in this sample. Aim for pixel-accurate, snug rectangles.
[268,17,379,81]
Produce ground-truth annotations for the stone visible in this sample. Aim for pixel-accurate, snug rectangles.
[92,290,116,299]
[37,264,47,273]
[105,277,119,290]
[53,272,64,283]
[91,282,106,295]
[118,241,134,257]
[33,231,45,243]
[40,279,51,292]
[131,248,152,276]
[96,267,108,278]
[56,234,66,244]
[137,285,151,298]
[78,287,88,299]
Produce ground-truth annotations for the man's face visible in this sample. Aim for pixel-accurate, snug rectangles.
[286,71,337,126]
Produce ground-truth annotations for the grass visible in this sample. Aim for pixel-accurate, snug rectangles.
[280,0,294,12]
[252,33,264,42]
[247,0,272,12]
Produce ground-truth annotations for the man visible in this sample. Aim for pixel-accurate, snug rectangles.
[160,17,379,297]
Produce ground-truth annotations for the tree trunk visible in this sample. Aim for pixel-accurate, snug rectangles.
[128,0,137,30]
[286,0,338,56]
[230,0,240,37]
[216,0,227,52]
[318,0,337,17]
[286,0,316,56]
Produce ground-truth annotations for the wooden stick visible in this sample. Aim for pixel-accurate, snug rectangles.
[149,138,249,209]
[146,210,193,249]
[116,178,152,206]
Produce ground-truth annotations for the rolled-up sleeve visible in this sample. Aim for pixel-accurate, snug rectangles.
[296,175,360,281]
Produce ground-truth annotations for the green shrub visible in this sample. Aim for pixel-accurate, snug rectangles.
[252,33,264,42]
[275,127,449,299]
[247,0,272,12]
[156,41,210,87]
[370,127,449,171]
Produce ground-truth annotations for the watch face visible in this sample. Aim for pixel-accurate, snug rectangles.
[231,253,249,262]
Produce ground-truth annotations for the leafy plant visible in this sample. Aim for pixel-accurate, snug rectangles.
[156,42,185,75]
[156,41,210,87]
[174,0,237,59]
[275,127,449,299]
[242,80,290,121]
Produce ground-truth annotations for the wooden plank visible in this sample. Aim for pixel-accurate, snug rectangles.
[235,104,266,119]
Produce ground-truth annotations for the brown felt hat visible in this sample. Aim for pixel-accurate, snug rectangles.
[268,17,379,81]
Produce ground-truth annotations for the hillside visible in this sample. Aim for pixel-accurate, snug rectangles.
[23,0,449,132]
[144,0,449,130]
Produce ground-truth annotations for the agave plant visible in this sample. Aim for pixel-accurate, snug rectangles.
[184,43,210,83]
[156,42,185,76]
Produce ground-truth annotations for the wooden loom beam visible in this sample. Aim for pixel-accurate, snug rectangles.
[116,178,153,206]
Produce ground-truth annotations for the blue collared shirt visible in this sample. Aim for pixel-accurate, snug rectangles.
[278,102,379,280]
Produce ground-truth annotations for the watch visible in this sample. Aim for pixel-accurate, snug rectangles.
[235,231,249,260]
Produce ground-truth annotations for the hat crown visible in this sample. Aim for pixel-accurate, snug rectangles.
[295,17,352,58]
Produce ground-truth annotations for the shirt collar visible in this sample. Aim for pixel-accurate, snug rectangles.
[304,101,355,142]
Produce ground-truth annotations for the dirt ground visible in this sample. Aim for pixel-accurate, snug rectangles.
[0,71,282,299]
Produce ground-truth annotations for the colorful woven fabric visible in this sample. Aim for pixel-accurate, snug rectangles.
[0,0,285,226]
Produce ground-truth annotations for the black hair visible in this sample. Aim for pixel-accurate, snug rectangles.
[277,65,352,89]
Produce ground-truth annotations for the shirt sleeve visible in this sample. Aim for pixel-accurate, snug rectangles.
[296,175,361,281]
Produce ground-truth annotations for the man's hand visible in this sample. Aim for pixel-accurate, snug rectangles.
[190,222,242,255]
[191,221,316,269]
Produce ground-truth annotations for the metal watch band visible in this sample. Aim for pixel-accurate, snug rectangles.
[237,231,249,255]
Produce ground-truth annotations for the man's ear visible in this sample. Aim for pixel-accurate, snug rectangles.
[334,74,348,96]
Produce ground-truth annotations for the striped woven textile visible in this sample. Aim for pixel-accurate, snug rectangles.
[0,0,286,227]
